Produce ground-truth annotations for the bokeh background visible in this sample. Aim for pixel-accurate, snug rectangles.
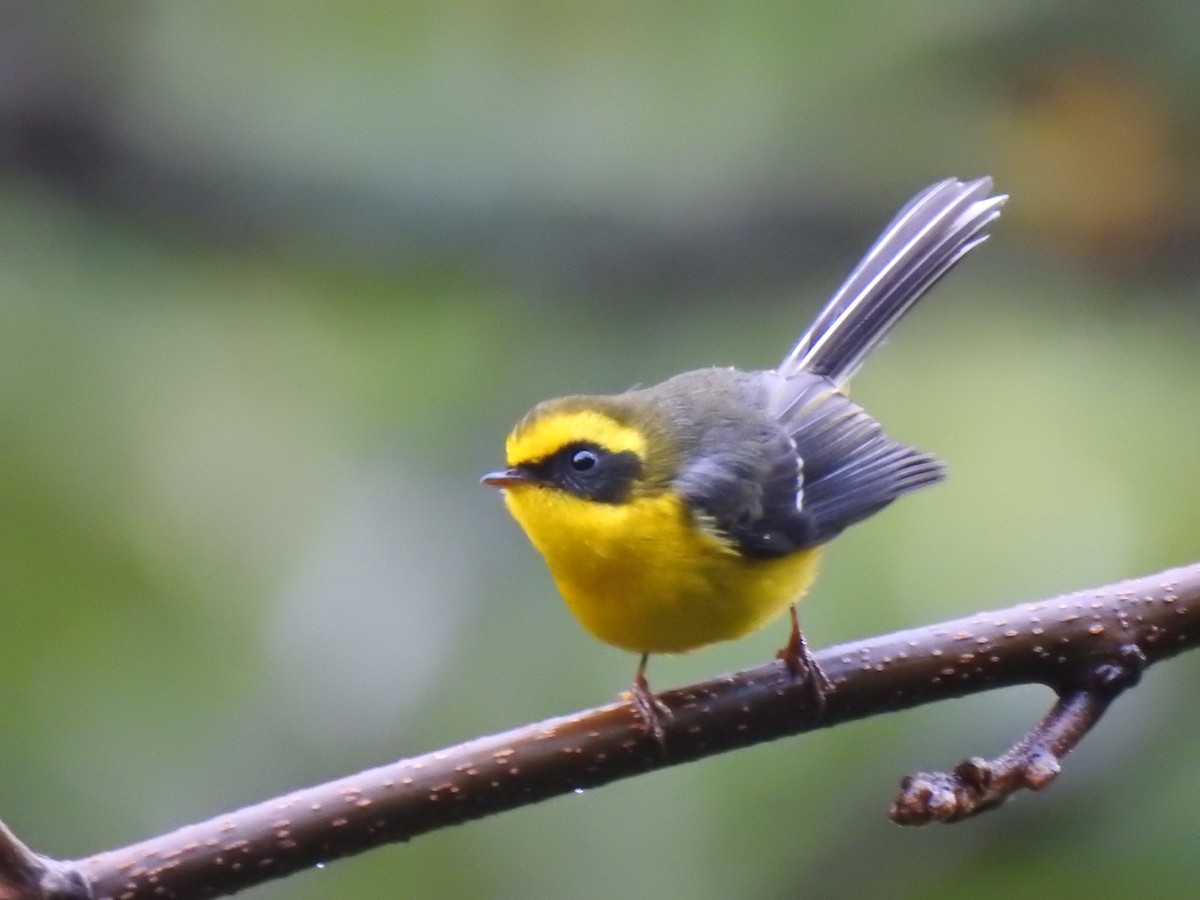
[3,2,1199,898]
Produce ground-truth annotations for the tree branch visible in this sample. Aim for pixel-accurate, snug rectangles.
[3,562,1198,900]
[889,665,1134,823]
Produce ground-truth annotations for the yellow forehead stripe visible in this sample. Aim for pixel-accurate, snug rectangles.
[506,408,646,466]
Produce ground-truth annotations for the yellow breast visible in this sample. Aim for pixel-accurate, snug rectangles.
[501,484,822,654]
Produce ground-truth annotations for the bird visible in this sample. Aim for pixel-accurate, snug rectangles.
[482,177,1006,739]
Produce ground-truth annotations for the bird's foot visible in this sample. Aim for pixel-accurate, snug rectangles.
[776,605,831,717]
[627,671,672,745]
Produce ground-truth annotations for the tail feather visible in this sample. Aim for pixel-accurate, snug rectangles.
[779,177,1006,385]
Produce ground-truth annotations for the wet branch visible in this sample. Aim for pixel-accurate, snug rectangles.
[1,562,1197,899]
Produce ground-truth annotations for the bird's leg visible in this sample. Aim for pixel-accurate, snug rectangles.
[628,653,673,743]
[776,604,831,715]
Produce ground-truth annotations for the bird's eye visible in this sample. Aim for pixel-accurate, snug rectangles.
[570,448,599,472]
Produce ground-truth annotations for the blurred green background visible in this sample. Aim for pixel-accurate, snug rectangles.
[2,2,1199,898]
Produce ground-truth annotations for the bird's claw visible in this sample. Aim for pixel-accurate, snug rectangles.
[776,605,830,716]
[628,674,673,745]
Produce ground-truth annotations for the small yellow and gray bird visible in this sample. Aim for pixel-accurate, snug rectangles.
[483,177,1006,737]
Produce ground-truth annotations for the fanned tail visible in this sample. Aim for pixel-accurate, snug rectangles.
[779,177,1006,385]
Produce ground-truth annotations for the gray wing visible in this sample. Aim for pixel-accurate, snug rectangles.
[664,370,818,557]
[773,374,944,546]
[672,378,941,557]
[674,425,818,557]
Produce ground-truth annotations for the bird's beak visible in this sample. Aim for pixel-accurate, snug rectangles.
[481,467,535,488]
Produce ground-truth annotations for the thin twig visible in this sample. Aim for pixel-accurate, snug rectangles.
[890,667,1131,823]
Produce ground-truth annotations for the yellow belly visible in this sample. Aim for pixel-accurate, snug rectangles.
[503,486,821,654]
